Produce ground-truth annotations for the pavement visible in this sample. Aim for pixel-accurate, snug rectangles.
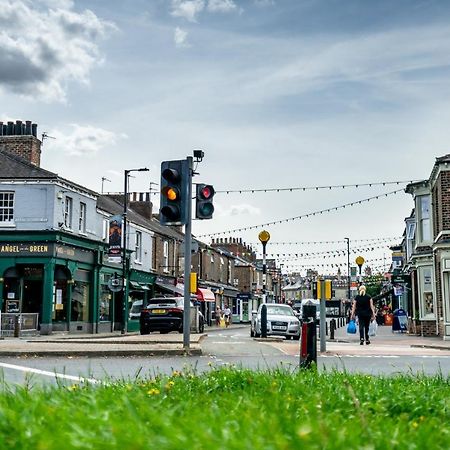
[0,324,247,358]
[0,321,449,358]
[266,322,450,357]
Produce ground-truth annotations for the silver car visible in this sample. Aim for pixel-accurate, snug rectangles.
[251,303,300,340]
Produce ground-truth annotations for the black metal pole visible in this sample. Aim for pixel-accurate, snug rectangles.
[345,237,350,301]
[122,170,129,334]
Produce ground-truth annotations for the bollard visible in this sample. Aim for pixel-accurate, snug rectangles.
[330,318,336,340]
[300,320,317,369]
[261,304,267,338]
[14,314,20,338]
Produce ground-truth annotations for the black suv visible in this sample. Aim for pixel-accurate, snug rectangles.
[140,297,204,334]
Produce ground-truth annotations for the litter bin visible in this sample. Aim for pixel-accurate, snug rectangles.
[392,308,407,333]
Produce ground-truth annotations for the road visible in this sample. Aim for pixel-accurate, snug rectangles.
[0,326,449,387]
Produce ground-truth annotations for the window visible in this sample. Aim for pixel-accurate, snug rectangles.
[417,195,431,243]
[135,231,142,263]
[102,219,109,241]
[64,196,73,228]
[0,191,14,224]
[419,266,435,318]
[163,241,169,273]
[79,202,86,233]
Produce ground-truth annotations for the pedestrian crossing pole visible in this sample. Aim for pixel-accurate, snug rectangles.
[319,279,326,352]
[259,230,271,338]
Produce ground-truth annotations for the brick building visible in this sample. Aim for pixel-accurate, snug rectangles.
[405,155,450,339]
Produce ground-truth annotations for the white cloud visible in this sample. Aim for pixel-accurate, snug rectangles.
[47,124,127,157]
[0,0,116,102]
[218,203,262,217]
[207,0,237,13]
[174,27,190,47]
[171,0,205,22]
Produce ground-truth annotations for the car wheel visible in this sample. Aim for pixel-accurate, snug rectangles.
[160,330,169,334]
[293,335,300,341]
[140,326,150,335]
[255,331,261,338]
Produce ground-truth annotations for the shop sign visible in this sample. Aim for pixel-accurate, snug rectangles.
[0,243,53,256]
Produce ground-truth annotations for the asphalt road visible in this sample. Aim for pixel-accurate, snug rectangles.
[0,326,449,388]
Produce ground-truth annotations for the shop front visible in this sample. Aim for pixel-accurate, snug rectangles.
[0,236,100,335]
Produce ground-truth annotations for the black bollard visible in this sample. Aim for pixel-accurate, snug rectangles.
[14,314,20,338]
[261,304,267,338]
[330,318,336,340]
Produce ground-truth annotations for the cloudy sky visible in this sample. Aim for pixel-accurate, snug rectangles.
[2,0,450,274]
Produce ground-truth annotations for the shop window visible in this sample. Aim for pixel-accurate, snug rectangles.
[79,202,86,233]
[72,278,89,321]
[99,277,112,321]
[0,191,14,224]
[418,265,435,319]
[64,196,73,228]
[135,230,142,263]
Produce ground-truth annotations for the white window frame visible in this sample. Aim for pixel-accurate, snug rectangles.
[79,202,86,233]
[418,265,435,319]
[163,241,169,273]
[64,196,73,229]
[135,230,142,263]
[416,194,431,244]
[0,191,15,225]
[102,219,109,241]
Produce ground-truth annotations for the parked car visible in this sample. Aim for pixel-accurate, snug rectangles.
[129,299,143,320]
[140,297,204,334]
[251,303,300,340]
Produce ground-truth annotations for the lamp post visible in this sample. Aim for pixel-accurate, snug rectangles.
[345,237,350,301]
[258,230,270,339]
[122,167,149,334]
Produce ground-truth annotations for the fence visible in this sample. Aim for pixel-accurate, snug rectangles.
[0,313,39,337]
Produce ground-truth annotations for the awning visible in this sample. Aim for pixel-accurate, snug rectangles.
[129,281,142,290]
[155,281,184,296]
[196,288,216,302]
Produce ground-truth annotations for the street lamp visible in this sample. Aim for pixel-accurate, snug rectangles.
[122,167,149,334]
[345,237,350,301]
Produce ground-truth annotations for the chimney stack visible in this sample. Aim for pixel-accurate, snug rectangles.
[0,120,42,166]
[128,191,153,219]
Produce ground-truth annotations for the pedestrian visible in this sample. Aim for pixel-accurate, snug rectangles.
[215,306,222,326]
[223,304,231,328]
[351,285,375,345]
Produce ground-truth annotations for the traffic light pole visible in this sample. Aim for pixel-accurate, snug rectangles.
[319,279,326,352]
[183,157,193,352]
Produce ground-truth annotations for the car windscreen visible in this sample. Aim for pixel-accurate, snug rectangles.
[266,306,295,316]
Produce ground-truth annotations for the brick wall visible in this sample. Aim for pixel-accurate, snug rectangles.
[420,320,439,336]
[153,234,180,276]
[439,170,450,231]
[0,135,42,166]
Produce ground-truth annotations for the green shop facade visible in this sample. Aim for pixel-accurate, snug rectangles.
[0,230,155,334]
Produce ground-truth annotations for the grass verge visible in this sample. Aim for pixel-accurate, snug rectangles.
[0,367,448,449]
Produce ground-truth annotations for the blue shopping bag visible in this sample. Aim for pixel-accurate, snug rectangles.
[347,319,357,334]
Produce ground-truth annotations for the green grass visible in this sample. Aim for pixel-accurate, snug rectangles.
[0,366,448,449]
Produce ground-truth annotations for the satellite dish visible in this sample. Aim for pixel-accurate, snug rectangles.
[108,277,123,292]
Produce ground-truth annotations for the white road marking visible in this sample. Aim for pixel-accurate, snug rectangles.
[0,362,100,384]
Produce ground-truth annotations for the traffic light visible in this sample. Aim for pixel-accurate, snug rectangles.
[195,183,215,219]
[160,159,189,226]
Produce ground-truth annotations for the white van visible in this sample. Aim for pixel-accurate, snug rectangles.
[299,299,320,320]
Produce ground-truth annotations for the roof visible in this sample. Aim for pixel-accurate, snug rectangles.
[0,148,98,196]
[0,148,57,179]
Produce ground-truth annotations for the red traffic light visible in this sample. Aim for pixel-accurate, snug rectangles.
[199,185,214,199]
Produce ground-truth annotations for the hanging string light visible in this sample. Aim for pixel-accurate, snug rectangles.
[215,180,418,194]
[198,188,404,238]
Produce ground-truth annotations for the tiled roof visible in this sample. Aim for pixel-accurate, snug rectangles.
[0,148,57,179]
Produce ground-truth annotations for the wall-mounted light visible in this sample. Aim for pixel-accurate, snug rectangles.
[67,279,75,285]
[0,278,4,283]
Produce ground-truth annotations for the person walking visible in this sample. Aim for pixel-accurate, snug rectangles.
[215,306,222,327]
[351,285,375,345]
[223,304,232,328]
